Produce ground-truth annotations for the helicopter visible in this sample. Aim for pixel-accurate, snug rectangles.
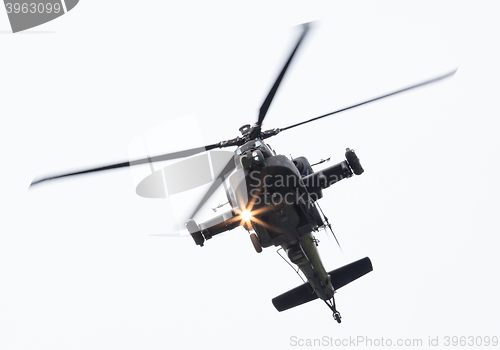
[30,22,456,323]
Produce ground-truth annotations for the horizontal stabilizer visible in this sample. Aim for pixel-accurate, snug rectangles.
[330,256,372,290]
[272,257,373,312]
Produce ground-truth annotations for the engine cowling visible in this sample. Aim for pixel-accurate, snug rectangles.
[292,156,313,177]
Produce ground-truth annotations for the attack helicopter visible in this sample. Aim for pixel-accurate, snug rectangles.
[30,22,456,322]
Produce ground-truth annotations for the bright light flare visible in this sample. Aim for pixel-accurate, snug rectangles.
[240,210,252,222]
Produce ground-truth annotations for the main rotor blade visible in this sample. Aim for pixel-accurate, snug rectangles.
[30,143,222,187]
[280,68,458,132]
[257,22,311,128]
[187,156,236,220]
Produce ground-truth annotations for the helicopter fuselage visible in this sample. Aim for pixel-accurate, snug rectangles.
[187,137,363,302]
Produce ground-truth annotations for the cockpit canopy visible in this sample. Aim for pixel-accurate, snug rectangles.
[236,140,274,168]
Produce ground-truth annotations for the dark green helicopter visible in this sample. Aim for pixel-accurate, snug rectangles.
[31,22,456,323]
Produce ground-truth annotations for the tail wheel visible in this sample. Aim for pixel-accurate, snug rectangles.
[250,233,262,253]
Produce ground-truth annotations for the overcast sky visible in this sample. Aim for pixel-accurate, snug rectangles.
[1,1,499,349]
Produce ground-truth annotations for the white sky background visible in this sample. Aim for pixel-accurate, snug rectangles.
[1,1,499,349]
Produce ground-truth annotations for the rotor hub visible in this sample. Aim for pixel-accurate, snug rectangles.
[239,124,251,136]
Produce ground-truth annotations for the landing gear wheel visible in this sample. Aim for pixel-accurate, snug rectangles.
[250,233,262,253]
[324,298,341,323]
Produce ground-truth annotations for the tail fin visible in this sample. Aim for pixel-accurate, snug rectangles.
[272,257,373,312]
